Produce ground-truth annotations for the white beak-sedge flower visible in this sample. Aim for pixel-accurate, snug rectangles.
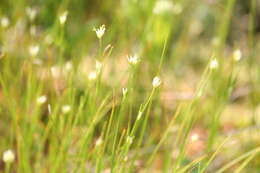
[152,76,161,88]
[122,88,128,96]
[1,17,10,28]
[88,71,97,81]
[93,25,106,39]
[62,105,71,114]
[209,58,218,69]
[37,95,47,104]
[127,55,139,65]
[59,11,68,25]
[2,149,15,163]
[26,7,37,21]
[190,133,199,142]
[95,137,103,147]
[233,49,242,62]
[29,45,40,57]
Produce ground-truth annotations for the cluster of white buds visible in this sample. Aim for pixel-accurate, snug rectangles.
[127,55,139,65]
[2,149,15,163]
[29,45,40,57]
[152,76,161,88]
[93,25,106,39]
[233,49,242,62]
[59,11,68,25]
[37,95,47,105]
[1,17,10,28]
[209,58,218,69]
[62,105,71,114]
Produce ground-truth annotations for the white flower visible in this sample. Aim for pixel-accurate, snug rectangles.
[26,7,37,21]
[1,17,10,28]
[152,76,161,88]
[127,55,139,65]
[233,49,242,62]
[88,71,97,81]
[209,59,219,69]
[153,0,173,14]
[2,149,15,163]
[122,88,128,96]
[59,11,68,25]
[190,133,199,142]
[95,60,102,73]
[37,95,47,104]
[65,61,73,72]
[126,136,134,144]
[62,105,71,114]
[29,45,40,57]
[93,25,106,39]
[95,137,103,147]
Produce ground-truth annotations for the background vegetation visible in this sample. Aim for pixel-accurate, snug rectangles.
[0,0,260,172]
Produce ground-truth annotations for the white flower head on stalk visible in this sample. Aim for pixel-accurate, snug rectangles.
[191,133,199,142]
[152,76,161,88]
[88,71,97,81]
[62,105,71,114]
[93,25,106,39]
[29,44,40,57]
[127,55,139,65]
[95,137,103,147]
[209,58,219,69]
[122,88,128,96]
[233,49,242,62]
[2,149,15,163]
[95,60,102,73]
[37,95,47,105]
[59,11,68,25]
[1,17,10,28]
[26,7,37,21]
[153,0,173,14]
